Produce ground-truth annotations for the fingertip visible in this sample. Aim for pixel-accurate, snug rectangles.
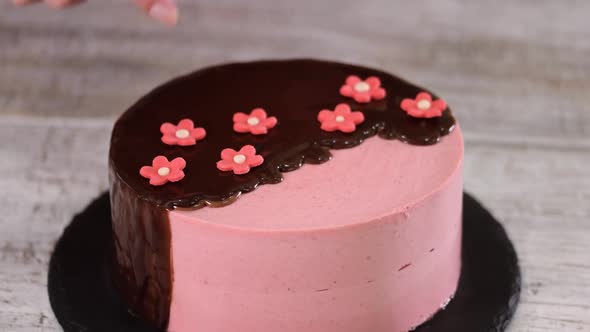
[148,2,179,26]
[45,0,73,8]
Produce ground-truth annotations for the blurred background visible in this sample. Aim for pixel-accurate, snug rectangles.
[0,0,589,331]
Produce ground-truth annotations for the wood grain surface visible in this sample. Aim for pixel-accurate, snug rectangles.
[1,0,589,331]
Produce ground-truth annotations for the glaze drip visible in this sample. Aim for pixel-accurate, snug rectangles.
[110,166,172,329]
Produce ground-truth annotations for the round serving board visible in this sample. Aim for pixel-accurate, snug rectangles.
[48,192,520,332]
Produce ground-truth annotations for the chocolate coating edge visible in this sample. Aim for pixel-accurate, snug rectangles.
[109,164,172,329]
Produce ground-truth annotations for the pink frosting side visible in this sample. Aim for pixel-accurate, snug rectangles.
[167,128,463,332]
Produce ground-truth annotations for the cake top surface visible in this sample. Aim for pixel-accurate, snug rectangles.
[109,59,456,209]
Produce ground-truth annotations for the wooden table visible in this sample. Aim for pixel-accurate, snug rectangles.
[1,0,589,330]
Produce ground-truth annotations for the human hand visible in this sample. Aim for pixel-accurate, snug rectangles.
[12,0,179,26]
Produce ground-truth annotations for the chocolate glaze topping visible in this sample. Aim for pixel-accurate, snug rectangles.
[110,59,455,209]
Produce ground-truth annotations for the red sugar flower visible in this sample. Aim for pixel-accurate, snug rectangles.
[160,119,206,146]
[339,75,386,103]
[317,103,365,133]
[400,92,447,119]
[233,108,278,135]
[140,156,186,186]
[216,145,264,175]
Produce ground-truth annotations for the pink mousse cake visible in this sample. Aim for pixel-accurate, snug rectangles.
[109,59,463,332]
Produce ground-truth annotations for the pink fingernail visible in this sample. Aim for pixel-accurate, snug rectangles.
[46,0,70,8]
[149,2,179,26]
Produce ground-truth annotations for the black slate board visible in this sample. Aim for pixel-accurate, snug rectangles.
[48,192,521,332]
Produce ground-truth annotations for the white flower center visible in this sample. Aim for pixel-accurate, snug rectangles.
[175,129,190,139]
[233,154,247,164]
[335,115,345,123]
[417,99,431,110]
[247,117,260,126]
[157,167,170,176]
[354,82,370,92]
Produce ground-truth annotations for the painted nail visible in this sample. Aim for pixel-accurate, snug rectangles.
[45,0,71,8]
[149,2,179,26]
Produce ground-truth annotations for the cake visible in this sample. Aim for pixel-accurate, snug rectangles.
[109,59,463,332]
